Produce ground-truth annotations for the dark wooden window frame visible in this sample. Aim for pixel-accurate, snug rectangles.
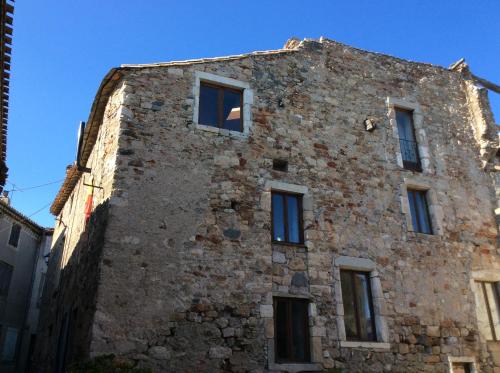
[271,191,304,245]
[407,188,433,235]
[395,108,422,172]
[451,362,474,373]
[8,223,21,247]
[340,269,377,342]
[273,297,310,363]
[477,280,499,341]
[199,81,244,132]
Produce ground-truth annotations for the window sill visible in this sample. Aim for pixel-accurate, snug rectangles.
[340,341,390,350]
[401,163,423,173]
[195,123,248,139]
[407,231,442,241]
[268,362,322,373]
[272,241,306,248]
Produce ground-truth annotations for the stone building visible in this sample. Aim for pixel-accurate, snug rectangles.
[35,38,499,372]
[0,195,52,372]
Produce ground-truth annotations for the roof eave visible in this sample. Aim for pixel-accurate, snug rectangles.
[50,68,123,216]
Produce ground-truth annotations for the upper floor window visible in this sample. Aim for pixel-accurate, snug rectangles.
[474,281,500,341]
[271,191,303,244]
[8,223,21,247]
[0,261,13,298]
[407,189,432,234]
[396,108,421,171]
[340,270,376,342]
[199,82,243,132]
[274,297,310,363]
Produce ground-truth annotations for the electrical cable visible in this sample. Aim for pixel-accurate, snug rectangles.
[26,201,53,218]
[0,200,53,236]
[5,178,64,192]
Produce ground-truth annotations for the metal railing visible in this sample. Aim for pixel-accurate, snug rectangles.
[399,139,422,171]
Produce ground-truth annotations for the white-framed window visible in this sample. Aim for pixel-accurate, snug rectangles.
[262,180,313,246]
[262,295,323,373]
[193,71,253,137]
[333,256,390,349]
[448,356,478,373]
[386,97,431,173]
[471,270,500,342]
[406,188,433,234]
[400,178,444,236]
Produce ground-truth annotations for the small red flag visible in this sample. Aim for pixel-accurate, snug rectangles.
[84,184,94,221]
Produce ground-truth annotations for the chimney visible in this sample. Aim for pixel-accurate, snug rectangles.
[283,37,301,50]
[1,191,10,205]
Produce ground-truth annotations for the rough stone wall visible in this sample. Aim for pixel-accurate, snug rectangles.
[44,39,500,372]
[460,69,498,169]
[33,82,125,372]
[91,39,499,372]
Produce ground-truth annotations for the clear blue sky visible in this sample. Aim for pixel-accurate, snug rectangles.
[6,0,500,227]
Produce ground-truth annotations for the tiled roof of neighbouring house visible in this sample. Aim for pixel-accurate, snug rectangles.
[0,199,50,235]
[0,0,14,191]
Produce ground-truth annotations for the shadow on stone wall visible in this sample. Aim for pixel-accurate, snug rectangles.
[31,200,110,373]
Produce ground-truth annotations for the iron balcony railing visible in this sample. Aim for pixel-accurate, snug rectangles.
[399,139,422,171]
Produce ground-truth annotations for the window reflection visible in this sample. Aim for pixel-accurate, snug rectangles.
[198,82,243,132]
[340,270,377,341]
[271,192,303,244]
[223,90,241,131]
[407,189,432,234]
[395,108,421,171]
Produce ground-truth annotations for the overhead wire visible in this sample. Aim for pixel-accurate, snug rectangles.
[5,178,64,192]
[0,200,53,236]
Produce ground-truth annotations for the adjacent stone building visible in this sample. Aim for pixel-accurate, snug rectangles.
[35,38,499,372]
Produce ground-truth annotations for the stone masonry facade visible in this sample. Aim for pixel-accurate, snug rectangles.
[34,38,499,372]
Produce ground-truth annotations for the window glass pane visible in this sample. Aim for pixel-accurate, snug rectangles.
[286,195,300,243]
[275,299,288,361]
[354,272,376,341]
[272,194,285,242]
[291,301,308,362]
[396,109,419,166]
[485,282,500,339]
[0,261,13,297]
[407,190,419,232]
[396,110,415,141]
[199,84,219,127]
[222,89,242,131]
[399,139,419,164]
[1,327,18,361]
[415,191,432,234]
[340,271,358,340]
[8,224,21,247]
